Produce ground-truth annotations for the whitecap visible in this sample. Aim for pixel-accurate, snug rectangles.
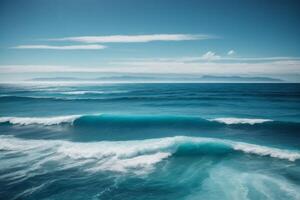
[211,117,273,125]
[0,115,81,125]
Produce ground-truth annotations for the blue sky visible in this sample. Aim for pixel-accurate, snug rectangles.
[0,0,300,81]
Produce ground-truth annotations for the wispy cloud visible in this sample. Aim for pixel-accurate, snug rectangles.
[13,44,106,50]
[227,50,235,55]
[48,34,214,43]
[200,51,220,61]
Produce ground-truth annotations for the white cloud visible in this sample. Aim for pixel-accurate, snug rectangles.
[49,34,214,43]
[200,51,220,61]
[13,44,106,50]
[227,50,235,55]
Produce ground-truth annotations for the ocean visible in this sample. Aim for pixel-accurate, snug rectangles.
[0,83,300,200]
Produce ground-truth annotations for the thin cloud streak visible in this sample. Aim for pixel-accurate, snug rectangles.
[1,59,299,75]
[13,44,107,50]
[200,51,220,61]
[48,34,214,43]
[227,50,235,55]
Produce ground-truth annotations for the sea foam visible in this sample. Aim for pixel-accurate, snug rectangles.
[211,117,273,125]
[60,90,127,95]
[0,115,81,125]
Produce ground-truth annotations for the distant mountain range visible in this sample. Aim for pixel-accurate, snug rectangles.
[29,75,284,83]
[199,75,283,82]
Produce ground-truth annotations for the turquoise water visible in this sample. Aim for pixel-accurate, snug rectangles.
[0,83,300,200]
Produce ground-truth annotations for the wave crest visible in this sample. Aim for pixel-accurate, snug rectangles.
[0,136,300,171]
[0,114,274,126]
[211,118,273,125]
[0,115,81,125]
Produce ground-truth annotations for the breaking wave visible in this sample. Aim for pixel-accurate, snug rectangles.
[211,117,273,125]
[0,136,299,175]
[0,115,81,125]
[0,114,275,127]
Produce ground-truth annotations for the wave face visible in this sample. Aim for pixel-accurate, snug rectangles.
[0,114,274,126]
[1,135,300,200]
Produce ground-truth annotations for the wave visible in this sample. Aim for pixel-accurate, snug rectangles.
[0,95,109,101]
[1,137,299,200]
[59,90,127,95]
[0,94,250,102]
[210,118,273,125]
[0,95,66,101]
[0,114,284,127]
[0,136,299,176]
[0,94,137,101]
[0,115,81,125]
[60,91,106,95]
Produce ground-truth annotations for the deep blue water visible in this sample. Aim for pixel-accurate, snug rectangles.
[0,83,300,200]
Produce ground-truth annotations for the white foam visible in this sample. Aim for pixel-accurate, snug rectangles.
[232,143,300,161]
[197,166,300,200]
[211,117,272,125]
[56,137,179,159]
[0,135,173,174]
[0,115,81,125]
[61,91,105,95]
[89,152,171,173]
[60,90,127,95]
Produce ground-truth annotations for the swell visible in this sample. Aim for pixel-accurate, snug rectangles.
[2,114,300,134]
[59,90,128,95]
[0,114,275,126]
[0,95,255,102]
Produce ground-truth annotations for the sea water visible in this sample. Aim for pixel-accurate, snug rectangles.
[0,83,300,200]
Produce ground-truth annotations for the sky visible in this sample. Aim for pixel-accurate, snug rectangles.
[0,0,300,81]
